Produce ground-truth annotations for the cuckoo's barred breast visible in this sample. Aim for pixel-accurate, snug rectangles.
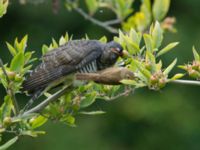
[22,40,123,94]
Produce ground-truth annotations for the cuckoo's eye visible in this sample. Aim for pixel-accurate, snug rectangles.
[111,47,123,56]
[116,47,122,52]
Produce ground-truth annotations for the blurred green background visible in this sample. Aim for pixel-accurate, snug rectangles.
[1,0,200,150]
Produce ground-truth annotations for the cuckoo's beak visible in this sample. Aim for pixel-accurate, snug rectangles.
[111,48,124,57]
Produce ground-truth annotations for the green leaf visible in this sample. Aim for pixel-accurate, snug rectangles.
[143,34,153,52]
[178,65,187,70]
[129,28,142,46]
[23,64,33,73]
[6,42,16,56]
[19,35,28,52]
[10,52,24,72]
[1,96,12,120]
[85,0,98,15]
[156,60,163,71]
[65,2,72,11]
[21,130,45,137]
[134,59,151,79]
[163,58,177,75]
[157,42,179,57]
[170,73,184,81]
[30,115,48,129]
[52,38,58,48]
[115,0,133,19]
[153,0,170,21]
[65,32,70,41]
[140,0,152,28]
[151,21,163,49]
[59,36,66,45]
[125,37,140,54]
[99,36,107,43]
[24,51,34,64]
[146,50,156,64]
[84,34,90,40]
[42,44,49,55]
[79,111,106,115]
[0,75,8,89]
[80,91,97,108]
[192,46,200,61]
[61,115,75,125]
[0,0,9,18]
[0,136,18,150]
[14,35,28,52]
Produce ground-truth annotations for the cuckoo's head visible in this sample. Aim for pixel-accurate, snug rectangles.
[100,41,123,68]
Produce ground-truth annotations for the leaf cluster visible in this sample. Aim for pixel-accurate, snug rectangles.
[116,22,182,90]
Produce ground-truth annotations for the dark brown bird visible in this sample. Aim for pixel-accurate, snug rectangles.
[76,67,135,85]
[23,40,123,94]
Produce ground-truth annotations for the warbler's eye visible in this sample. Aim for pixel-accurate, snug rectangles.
[126,74,130,79]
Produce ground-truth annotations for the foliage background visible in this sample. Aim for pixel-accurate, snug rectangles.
[0,0,200,150]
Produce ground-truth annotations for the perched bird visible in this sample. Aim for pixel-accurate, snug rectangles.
[23,40,123,96]
[76,67,135,85]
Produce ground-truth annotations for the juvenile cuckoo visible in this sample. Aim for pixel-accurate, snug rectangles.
[23,40,124,95]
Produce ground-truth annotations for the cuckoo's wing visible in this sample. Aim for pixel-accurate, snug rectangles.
[23,40,102,93]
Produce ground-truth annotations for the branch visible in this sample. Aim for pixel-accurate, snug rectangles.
[98,87,134,101]
[104,19,122,25]
[23,84,74,115]
[0,59,19,115]
[171,79,200,86]
[67,0,119,34]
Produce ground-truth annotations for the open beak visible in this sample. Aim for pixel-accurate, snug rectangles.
[111,48,124,57]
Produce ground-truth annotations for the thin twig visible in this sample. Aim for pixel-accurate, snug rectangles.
[67,0,119,34]
[23,84,74,115]
[171,79,200,86]
[104,19,122,25]
[0,59,19,115]
[5,130,18,135]
[99,87,134,101]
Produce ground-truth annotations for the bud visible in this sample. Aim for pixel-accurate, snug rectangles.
[29,117,36,124]
[159,78,166,88]
[188,69,200,79]
[192,61,199,70]
[145,62,151,70]
[3,117,12,126]
[7,71,16,80]
[150,75,158,84]
[121,50,130,58]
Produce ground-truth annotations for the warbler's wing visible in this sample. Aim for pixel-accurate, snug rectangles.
[23,40,102,93]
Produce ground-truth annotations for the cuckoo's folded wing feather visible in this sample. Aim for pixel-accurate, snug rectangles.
[23,40,102,93]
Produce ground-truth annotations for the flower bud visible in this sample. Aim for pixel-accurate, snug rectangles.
[7,71,16,80]
[189,70,200,79]
[121,50,130,58]
[145,62,151,70]
[3,117,12,126]
[150,75,158,84]
[159,78,166,88]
